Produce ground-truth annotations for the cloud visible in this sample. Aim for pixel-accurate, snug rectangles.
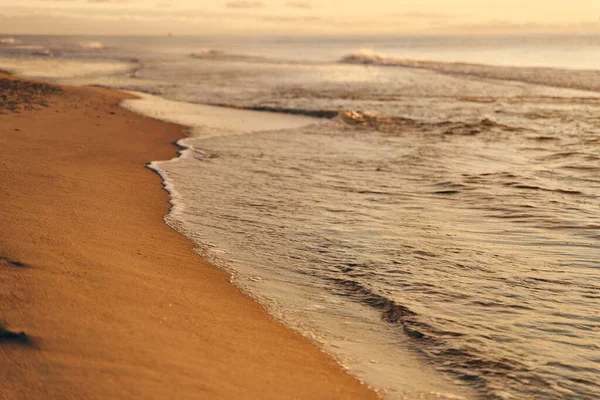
[285,1,314,9]
[260,15,323,22]
[38,0,135,2]
[392,12,456,20]
[225,1,264,9]
[39,0,134,2]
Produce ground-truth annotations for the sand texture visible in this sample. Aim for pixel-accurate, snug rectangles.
[0,73,379,400]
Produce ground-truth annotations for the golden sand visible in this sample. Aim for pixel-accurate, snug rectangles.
[0,73,379,399]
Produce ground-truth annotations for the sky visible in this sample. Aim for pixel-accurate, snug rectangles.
[1,0,600,35]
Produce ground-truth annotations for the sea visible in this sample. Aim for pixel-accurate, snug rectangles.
[0,34,598,400]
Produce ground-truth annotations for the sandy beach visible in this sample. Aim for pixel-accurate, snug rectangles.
[0,72,379,399]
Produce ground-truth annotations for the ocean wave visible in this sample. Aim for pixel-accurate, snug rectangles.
[210,103,339,119]
[0,38,22,45]
[336,110,525,137]
[190,49,270,63]
[339,49,398,66]
[326,274,539,399]
[31,49,54,57]
[208,103,526,137]
[190,49,225,58]
[340,50,600,93]
[78,41,106,50]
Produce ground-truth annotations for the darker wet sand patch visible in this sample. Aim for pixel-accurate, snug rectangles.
[0,76,62,114]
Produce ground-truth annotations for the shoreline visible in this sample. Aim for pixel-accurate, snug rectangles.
[0,72,380,399]
[120,91,477,400]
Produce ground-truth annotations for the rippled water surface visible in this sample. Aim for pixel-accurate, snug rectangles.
[1,34,599,399]
[164,105,600,399]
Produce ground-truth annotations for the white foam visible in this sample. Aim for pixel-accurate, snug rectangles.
[78,41,106,50]
[0,37,22,45]
[0,56,137,80]
[121,91,318,138]
[340,50,600,95]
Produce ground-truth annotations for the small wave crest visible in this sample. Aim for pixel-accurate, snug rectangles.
[339,49,430,68]
[78,41,106,50]
[32,49,54,57]
[190,49,225,58]
[335,110,523,137]
[207,105,525,138]
[190,49,270,63]
[339,49,395,66]
[340,49,600,93]
[328,274,558,399]
[0,38,22,45]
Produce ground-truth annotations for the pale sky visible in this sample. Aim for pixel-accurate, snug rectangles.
[1,0,600,35]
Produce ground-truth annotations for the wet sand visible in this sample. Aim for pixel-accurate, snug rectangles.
[0,72,379,399]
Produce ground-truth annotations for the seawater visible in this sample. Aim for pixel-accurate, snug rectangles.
[1,35,598,400]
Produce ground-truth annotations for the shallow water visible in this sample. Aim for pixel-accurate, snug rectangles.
[1,34,599,399]
[150,102,600,399]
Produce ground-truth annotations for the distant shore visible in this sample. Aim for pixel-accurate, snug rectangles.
[0,72,379,399]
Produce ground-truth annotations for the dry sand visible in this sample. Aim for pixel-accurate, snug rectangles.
[0,72,380,399]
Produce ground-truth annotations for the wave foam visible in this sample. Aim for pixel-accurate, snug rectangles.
[190,49,272,63]
[340,50,600,94]
[0,38,22,45]
[32,49,54,57]
[79,41,106,50]
[339,49,393,65]
[189,49,224,58]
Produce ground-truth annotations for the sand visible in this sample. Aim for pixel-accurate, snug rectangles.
[0,72,380,400]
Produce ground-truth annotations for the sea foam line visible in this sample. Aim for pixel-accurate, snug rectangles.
[340,49,600,95]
